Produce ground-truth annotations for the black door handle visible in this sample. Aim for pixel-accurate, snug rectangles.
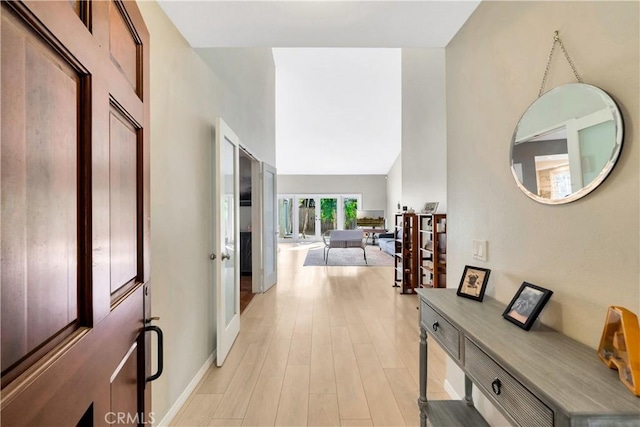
[432,321,439,332]
[145,325,163,382]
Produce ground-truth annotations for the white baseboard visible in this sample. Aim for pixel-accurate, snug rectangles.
[156,351,216,427]
[444,379,461,400]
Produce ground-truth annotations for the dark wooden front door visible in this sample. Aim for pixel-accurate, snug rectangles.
[1,1,151,425]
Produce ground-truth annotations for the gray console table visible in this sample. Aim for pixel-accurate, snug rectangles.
[417,288,640,427]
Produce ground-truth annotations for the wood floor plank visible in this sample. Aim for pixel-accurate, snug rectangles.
[242,338,292,426]
[172,394,223,426]
[208,420,243,427]
[197,331,258,394]
[384,368,420,427]
[340,420,373,426]
[331,326,370,420]
[275,364,310,426]
[395,339,420,388]
[328,297,347,328]
[239,326,275,366]
[310,302,337,394]
[213,352,266,419]
[341,300,371,345]
[308,393,340,427]
[358,309,406,369]
[273,297,298,342]
[288,301,313,365]
[353,343,405,426]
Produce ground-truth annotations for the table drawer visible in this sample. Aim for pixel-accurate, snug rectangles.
[421,300,459,360]
[465,338,553,427]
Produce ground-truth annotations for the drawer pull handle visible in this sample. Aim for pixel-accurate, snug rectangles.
[491,378,501,395]
[432,321,439,332]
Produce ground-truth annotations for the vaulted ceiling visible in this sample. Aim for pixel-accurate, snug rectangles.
[159,1,480,174]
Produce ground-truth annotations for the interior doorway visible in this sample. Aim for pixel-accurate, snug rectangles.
[239,150,256,313]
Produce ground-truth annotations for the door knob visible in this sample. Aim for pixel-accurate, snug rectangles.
[221,253,231,261]
[210,253,217,260]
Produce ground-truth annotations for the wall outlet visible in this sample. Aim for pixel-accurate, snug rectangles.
[472,240,487,262]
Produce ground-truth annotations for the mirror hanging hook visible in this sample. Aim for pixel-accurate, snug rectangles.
[538,30,582,98]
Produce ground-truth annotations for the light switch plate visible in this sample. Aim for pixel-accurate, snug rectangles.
[473,240,487,262]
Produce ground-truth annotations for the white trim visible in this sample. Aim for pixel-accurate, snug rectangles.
[444,379,460,400]
[155,351,216,427]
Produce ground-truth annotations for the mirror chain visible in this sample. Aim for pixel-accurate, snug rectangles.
[539,31,582,98]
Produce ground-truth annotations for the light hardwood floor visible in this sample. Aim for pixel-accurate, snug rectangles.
[171,243,450,427]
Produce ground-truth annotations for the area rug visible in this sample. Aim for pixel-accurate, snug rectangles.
[303,246,394,267]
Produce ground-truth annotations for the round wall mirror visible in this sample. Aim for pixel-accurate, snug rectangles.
[510,83,623,204]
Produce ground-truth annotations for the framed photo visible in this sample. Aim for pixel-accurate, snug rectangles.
[456,266,491,301]
[422,202,439,214]
[502,282,553,331]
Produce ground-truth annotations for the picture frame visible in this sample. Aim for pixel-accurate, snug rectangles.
[456,266,491,302]
[502,282,553,331]
[422,202,439,214]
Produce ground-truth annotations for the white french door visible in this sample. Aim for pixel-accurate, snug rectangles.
[278,194,362,242]
[262,162,277,292]
[214,117,240,366]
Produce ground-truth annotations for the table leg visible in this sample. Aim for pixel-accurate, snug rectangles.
[465,375,474,407]
[419,327,428,427]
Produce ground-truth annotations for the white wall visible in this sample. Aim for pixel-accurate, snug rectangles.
[386,154,402,219]
[196,48,276,165]
[138,1,275,423]
[278,174,387,211]
[401,49,447,213]
[445,1,639,424]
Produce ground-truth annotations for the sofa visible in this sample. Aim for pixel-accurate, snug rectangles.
[378,230,397,256]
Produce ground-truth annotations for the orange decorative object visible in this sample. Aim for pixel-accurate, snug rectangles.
[598,306,640,396]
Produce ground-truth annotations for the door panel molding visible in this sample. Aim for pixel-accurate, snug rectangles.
[1,2,87,385]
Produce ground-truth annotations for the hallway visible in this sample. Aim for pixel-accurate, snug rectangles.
[171,243,449,426]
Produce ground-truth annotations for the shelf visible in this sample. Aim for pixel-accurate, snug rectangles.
[422,400,489,427]
[417,213,446,289]
[394,213,419,294]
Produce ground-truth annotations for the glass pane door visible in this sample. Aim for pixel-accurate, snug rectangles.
[343,198,358,229]
[214,117,240,366]
[298,198,316,240]
[278,197,294,240]
[320,198,337,234]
